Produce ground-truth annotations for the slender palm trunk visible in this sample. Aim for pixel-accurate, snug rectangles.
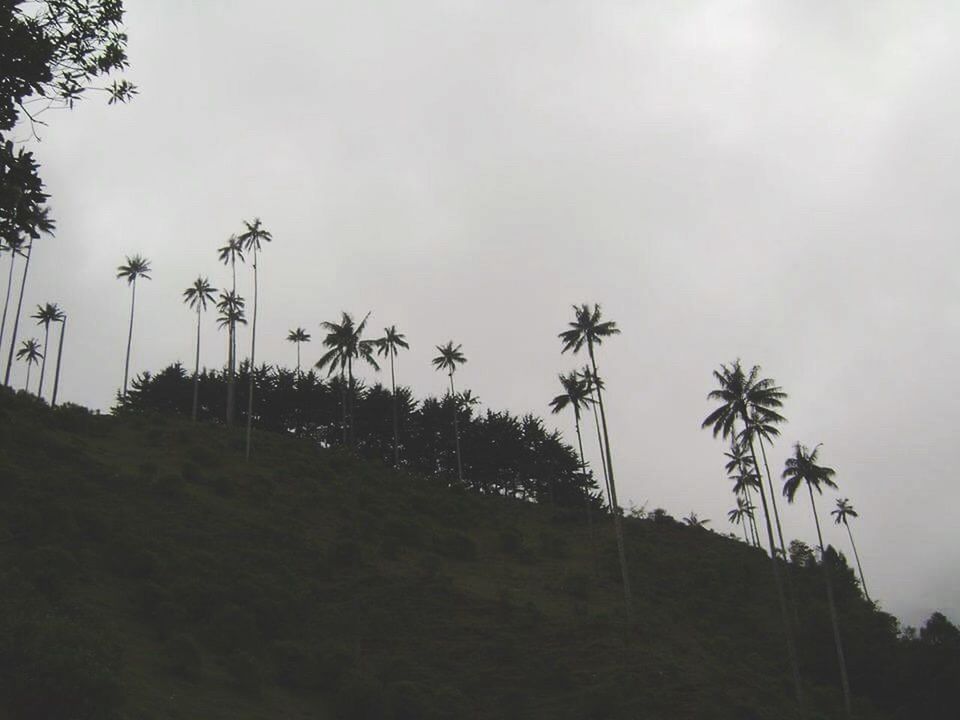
[844,521,870,602]
[24,361,32,392]
[587,343,633,626]
[739,517,749,544]
[296,342,301,377]
[744,429,803,704]
[4,243,31,387]
[575,416,599,574]
[192,305,201,422]
[347,357,356,448]
[758,435,788,558]
[390,350,399,467]
[37,323,50,399]
[588,388,612,509]
[449,372,463,484]
[744,485,761,547]
[51,316,66,407]
[226,257,236,426]
[339,367,347,444]
[0,250,15,356]
[808,485,852,717]
[245,249,258,461]
[122,276,137,399]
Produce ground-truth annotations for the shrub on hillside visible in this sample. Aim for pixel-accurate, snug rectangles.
[434,531,477,562]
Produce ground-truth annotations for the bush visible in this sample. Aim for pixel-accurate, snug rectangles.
[435,532,477,562]
[498,527,526,558]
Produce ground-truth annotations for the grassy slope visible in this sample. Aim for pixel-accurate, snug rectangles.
[0,390,883,719]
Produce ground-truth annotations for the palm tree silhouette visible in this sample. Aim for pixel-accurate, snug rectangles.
[183,277,217,422]
[376,325,410,467]
[317,312,379,446]
[728,497,756,545]
[703,360,802,703]
[287,327,311,377]
[217,235,244,426]
[578,365,611,509]
[50,310,67,407]
[744,407,790,560]
[559,303,633,622]
[832,498,870,602]
[783,442,852,717]
[216,293,247,384]
[683,512,710,528]
[432,341,466,484]
[16,337,42,393]
[4,208,54,387]
[116,254,152,399]
[31,302,63,400]
[0,237,27,360]
[724,439,761,546]
[238,218,272,460]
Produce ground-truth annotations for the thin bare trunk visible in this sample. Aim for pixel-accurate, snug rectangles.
[122,277,136,399]
[845,520,870,602]
[449,373,463,484]
[192,305,201,422]
[744,428,803,705]
[0,250,15,355]
[587,343,633,626]
[245,249,258,461]
[24,361,31,392]
[51,316,66,406]
[588,388,612,510]
[809,486,852,718]
[38,323,50,399]
[226,256,236,426]
[758,435,788,558]
[575,416,599,575]
[390,349,399,467]
[4,243,31,387]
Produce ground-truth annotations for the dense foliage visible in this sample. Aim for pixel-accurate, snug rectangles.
[118,362,602,508]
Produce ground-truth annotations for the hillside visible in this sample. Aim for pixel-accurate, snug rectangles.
[0,388,954,719]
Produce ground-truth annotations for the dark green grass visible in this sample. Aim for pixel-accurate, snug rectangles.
[0,389,897,719]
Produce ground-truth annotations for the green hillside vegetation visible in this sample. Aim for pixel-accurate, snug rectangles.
[0,388,957,719]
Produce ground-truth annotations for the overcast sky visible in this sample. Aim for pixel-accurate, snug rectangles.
[8,0,959,627]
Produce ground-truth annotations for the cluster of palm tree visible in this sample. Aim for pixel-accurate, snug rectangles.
[551,304,634,622]
[1,208,62,399]
[703,359,872,716]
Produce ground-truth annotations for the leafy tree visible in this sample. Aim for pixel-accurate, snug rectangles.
[559,304,633,622]
[115,254,151,399]
[30,301,62,399]
[1,1,135,259]
[15,337,42,392]
[831,498,870,603]
[432,341,466,484]
[237,218,272,460]
[286,327,310,377]
[183,277,217,422]
[376,325,409,467]
[683,512,710,528]
[703,359,802,703]
[783,442,851,717]
[217,235,244,426]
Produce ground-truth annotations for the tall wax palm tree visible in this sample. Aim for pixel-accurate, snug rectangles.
[50,311,67,407]
[578,365,612,509]
[287,327,311,376]
[560,304,633,621]
[317,312,379,447]
[783,443,852,718]
[550,371,598,552]
[216,294,247,384]
[728,497,757,545]
[832,498,870,602]
[703,360,802,704]
[238,218,273,460]
[217,235,244,426]
[432,341,466,484]
[725,439,761,547]
[376,325,410,467]
[16,338,42,393]
[746,407,790,560]
[0,237,26,358]
[183,277,217,422]
[31,302,63,400]
[4,208,54,387]
[116,254,152,399]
